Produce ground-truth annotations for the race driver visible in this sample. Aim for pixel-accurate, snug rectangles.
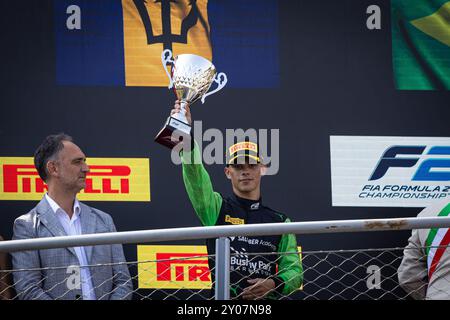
[170,101,303,300]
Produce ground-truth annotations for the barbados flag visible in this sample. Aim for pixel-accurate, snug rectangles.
[55,0,279,88]
[391,0,450,90]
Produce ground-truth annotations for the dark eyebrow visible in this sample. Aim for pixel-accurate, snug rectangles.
[72,157,86,162]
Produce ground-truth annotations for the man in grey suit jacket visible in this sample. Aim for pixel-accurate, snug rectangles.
[12,133,133,300]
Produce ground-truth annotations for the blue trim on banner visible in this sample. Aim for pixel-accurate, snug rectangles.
[208,0,280,88]
[54,0,125,86]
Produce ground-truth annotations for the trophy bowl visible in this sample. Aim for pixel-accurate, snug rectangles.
[155,49,227,149]
[172,54,217,106]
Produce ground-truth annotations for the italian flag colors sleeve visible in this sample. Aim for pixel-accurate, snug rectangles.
[181,141,223,226]
[425,202,450,280]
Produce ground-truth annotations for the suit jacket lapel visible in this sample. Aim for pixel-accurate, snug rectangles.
[36,197,77,258]
[79,203,96,263]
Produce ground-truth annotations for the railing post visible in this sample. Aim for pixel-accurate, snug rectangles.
[215,237,230,300]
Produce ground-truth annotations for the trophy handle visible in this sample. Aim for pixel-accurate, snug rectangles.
[201,72,228,104]
[161,49,174,89]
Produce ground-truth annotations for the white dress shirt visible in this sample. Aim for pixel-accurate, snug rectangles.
[44,193,96,300]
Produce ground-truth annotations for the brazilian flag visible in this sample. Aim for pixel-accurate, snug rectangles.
[391,0,450,90]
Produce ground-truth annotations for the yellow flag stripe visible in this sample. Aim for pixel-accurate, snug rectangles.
[411,2,450,47]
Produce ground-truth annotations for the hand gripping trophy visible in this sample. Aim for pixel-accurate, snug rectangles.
[155,49,228,149]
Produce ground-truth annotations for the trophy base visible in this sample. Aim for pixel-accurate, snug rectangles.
[154,116,191,149]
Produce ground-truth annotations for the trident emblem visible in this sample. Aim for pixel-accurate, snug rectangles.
[133,0,209,52]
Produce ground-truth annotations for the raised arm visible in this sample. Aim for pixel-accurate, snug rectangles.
[181,140,223,226]
[171,101,223,226]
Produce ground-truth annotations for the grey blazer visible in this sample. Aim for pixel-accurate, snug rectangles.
[11,197,133,300]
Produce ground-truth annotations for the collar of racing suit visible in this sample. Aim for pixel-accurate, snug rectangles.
[232,193,262,211]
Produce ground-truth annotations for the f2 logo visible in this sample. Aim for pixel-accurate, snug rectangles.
[370,146,450,181]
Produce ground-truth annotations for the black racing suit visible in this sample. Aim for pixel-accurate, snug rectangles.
[181,143,303,299]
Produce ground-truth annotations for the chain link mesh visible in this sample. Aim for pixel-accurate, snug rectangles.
[1,244,449,300]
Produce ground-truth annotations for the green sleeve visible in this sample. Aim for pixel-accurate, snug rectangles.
[276,218,303,296]
[181,141,223,226]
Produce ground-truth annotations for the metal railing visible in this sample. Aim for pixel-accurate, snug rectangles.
[1,216,450,300]
[2,217,450,253]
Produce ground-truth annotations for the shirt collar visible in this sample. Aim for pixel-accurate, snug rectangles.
[232,193,262,211]
[45,193,81,218]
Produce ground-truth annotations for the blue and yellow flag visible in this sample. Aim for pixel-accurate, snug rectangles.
[55,0,279,88]
[391,0,450,90]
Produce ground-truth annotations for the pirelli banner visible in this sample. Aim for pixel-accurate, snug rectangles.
[0,157,150,201]
[138,245,211,289]
[137,245,303,290]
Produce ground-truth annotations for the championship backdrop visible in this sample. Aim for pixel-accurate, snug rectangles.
[0,0,449,299]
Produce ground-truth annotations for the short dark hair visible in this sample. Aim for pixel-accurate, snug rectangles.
[34,133,73,181]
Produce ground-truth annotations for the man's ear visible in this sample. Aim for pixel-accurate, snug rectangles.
[46,160,58,178]
[224,167,231,180]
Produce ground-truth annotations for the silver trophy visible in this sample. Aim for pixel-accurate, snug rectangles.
[155,49,227,149]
